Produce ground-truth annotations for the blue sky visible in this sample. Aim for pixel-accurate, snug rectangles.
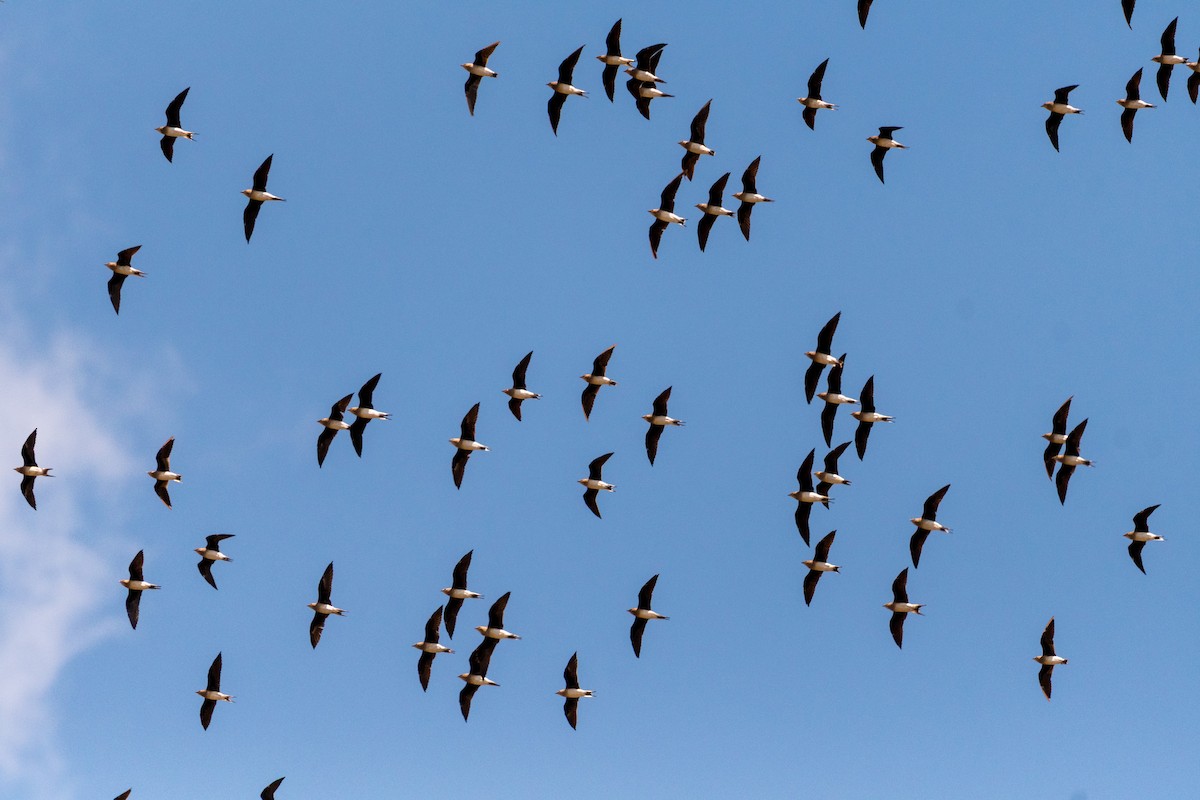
[0,1,1197,797]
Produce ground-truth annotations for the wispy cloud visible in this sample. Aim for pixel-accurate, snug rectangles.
[0,327,140,800]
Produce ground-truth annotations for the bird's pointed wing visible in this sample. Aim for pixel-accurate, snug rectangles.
[424,606,444,643]
[1055,464,1076,504]
[816,312,840,352]
[605,19,623,55]
[310,610,327,648]
[870,145,887,183]
[357,372,381,407]
[581,382,601,418]
[1051,396,1072,434]
[859,376,876,412]
[1045,113,1063,152]
[814,530,836,562]
[891,568,909,603]
[583,487,602,519]
[802,106,817,130]
[602,63,618,102]
[200,697,216,729]
[638,575,659,609]
[465,74,482,116]
[317,562,334,604]
[651,386,671,417]
[1161,16,1178,55]
[1040,618,1056,656]
[20,429,37,466]
[1042,441,1063,479]
[512,351,533,388]
[909,529,930,568]
[154,480,172,509]
[802,569,821,606]
[243,199,264,242]
[417,651,435,691]
[1156,63,1173,102]
[206,652,223,691]
[1052,85,1077,105]
[793,502,812,546]
[1120,107,1137,143]
[125,589,141,629]
[820,403,837,447]
[630,617,648,657]
[588,451,613,479]
[690,99,712,142]
[348,416,369,457]
[155,438,173,471]
[452,550,473,589]
[741,156,761,193]
[697,213,716,252]
[165,86,189,127]
[889,611,905,648]
[558,45,585,84]
[460,402,480,440]
[129,550,145,582]
[116,245,141,266]
[160,135,175,162]
[1126,68,1144,101]
[1128,540,1148,574]
[19,475,36,509]
[316,427,337,467]
[923,484,950,519]
[564,652,580,689]
[198,558,217,590]
[803,361,824,404]
[808,59,829,97]
[797,449,816,492]
[1038,664,1053,699]
[854,420,872,460]
[681,150,700,181]
[452,449,471,487]
[261,777,286,800]
[1133,504,1160,532]
[858,0,873,28]
[563,697,579,729]
[475,41,500,66]
[107,273,127,314]
[487,591,510,630]
[645,424,664,465]
[443,597,463,638]
[252,154,273,192]
[660,173,683,211]
[825,441,850,474]
[737,202,753,241]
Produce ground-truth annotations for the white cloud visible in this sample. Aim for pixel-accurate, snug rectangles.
[0,326,140,800]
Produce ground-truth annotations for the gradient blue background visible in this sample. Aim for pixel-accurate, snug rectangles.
[0,1,1196,798]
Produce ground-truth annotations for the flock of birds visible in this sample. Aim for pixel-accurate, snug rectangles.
[9,4,1183,798]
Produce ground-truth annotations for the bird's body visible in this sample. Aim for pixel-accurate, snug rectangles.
[732,156,773,241]
[474,591,520,640]
[802,531,840,606]
[909,484,951,568]
[450,403,488,488]
[1118,68,1155,142]
[557,652,594,729]
[196,652,232,729]
[413,606,453,691]
[868,126,906,184]
[242,154,285,242]
[1124,504,1164,574]
[581,345,618,417]
[462,41,500,116]
[195,533,234,590]
[1042,85,1082,151]
[147,437,181,509]
[798,59,837,130]
[580,452,615,518]
[14,429,52,509]
[120,550,160,629]
[679,100,715,180]
[789,449,829,545]
[884,568,923,648]
[1033,618,1067,700]
[503,351,540,421]
[317,393,353,467]
[156,87,194,162]
[104,245,145,315]
[441,550,481,639]
[851,376,893,459]
[307,562,345,648]
[629,574,668,657]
